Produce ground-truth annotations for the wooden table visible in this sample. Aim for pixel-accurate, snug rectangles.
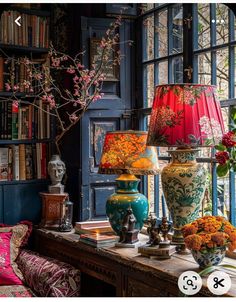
[34,228,236,297]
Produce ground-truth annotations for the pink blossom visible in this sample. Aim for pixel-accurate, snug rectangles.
[51,57,61,67]
[23,80,31,89]
[100,39,107,48]
[73,76,79,83]
[34,73,43,80]
[5,83,11,91]
[74,89,79,96]
[69,114,78,122]
[67,67,75,74]
[12,100,19,108]
[77,63,84,69]
[62,55,68,61]
[13,85,19,91]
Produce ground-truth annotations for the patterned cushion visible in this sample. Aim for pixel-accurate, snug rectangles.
[0,285,34,297]
[0,221,33,281]
[0,232,22,285]
[17,249,81,297]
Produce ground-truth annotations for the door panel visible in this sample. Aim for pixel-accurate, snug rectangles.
[80,17,133,221]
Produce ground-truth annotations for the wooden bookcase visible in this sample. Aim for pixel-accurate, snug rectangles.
[0,4,52,225]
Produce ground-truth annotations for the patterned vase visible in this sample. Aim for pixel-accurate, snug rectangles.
[191,247,226,269]
[161,149,207,244]
[106,175,149,236]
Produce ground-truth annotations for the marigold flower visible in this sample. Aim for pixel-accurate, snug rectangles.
[184,234,202,251]
[211,232,229,246]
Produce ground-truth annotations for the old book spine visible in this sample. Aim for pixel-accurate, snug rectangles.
[19,144,26,180]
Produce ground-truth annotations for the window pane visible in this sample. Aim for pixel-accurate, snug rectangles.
[140,3,154,14]
[198,52,211,84]
[172,56,183,83]
[197,4,210,49]
[170,4,183,54]
[158,60,168,84]
[216,48,229,100]
[216,4,229,45]
[155,9,168,58]
[143,64,154,107]
[143,14,154,61]
[221,107,229,132]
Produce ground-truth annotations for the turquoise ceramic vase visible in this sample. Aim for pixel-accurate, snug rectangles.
[161,149,207,245]
[106,175,149,235]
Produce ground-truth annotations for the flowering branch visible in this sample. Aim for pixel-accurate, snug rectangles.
[215,108,236,177]
[0,15,132,156]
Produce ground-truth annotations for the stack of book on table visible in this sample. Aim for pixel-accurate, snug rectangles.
[75,220,119,247]
[79,233,119,248]
[74,220,114,235]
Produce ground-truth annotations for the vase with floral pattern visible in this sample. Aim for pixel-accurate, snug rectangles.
[191,247,226,269]
[161,149,207,244]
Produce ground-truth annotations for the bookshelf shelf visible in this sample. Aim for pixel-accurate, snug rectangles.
[0,44,49,54]
[0,138,52,145]
[0,178,50,185]
[0,92,39,98]
[9,6,51,17]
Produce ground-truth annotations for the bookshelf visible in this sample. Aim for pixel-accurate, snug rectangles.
[0,3,52,224]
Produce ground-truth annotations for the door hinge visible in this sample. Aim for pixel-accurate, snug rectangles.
[122,112,131,119]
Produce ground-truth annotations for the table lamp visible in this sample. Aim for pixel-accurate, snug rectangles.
[147,84,224,246]
[98,130,159,244]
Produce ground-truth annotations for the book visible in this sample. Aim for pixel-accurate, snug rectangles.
[12,145,19,180]
[0,148,9,181]
[75,220,114,235]
[19,144,26,180]
[79,233,119,248]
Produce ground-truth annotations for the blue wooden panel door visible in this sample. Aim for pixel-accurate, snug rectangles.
[80,17,133,220]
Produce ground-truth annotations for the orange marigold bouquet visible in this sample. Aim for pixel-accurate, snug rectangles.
[182,216,236,252]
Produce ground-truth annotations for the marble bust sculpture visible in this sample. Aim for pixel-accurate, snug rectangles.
[48,155,66,194]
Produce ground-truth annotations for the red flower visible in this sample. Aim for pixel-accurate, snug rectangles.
[222,131,236,148]
[215,151,229,165]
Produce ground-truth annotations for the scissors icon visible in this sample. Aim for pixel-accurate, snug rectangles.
[213,277,225,289]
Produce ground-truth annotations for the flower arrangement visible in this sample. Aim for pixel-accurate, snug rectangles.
[215,109,236,177]
[182,216,236,252]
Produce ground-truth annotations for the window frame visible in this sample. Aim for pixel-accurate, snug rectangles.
[136,3,236,225]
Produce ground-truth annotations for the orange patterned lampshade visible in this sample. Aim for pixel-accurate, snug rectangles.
[98,130,159,175]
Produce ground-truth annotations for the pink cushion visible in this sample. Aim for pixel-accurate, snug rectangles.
[0,285,33,297]
[17,249,81,297]
[0,232,23,285]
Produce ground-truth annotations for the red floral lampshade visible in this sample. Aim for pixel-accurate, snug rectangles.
[98,130,159,175]
[147,84,225,147]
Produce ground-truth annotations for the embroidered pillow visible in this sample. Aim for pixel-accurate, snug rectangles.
[0,285,33,297]
[0,221,33,282]
[17,249,81,297]
[0,232,23,285]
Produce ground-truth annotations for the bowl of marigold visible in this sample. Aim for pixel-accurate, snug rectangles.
[182,216,236,269]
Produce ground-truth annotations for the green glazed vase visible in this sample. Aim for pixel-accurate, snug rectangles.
[161,149,207,244]
[106,176,149,235]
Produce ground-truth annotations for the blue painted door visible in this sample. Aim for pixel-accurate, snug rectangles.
[80,17,133,220]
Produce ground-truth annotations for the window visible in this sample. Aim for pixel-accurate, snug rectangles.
[138,3,236,224]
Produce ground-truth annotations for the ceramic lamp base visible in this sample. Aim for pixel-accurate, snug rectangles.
[161,149,207,245]
[106,174,149,236]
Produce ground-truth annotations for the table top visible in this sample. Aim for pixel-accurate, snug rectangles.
[35,228,236,297]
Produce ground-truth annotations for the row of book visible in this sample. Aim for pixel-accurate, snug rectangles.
[0,143,49,181]
[0,101,50,140]
[0,10,50,48]
[75,220,119,248]
[0,56,46,93]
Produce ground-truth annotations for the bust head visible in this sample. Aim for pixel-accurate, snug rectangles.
[48,157,66,185]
